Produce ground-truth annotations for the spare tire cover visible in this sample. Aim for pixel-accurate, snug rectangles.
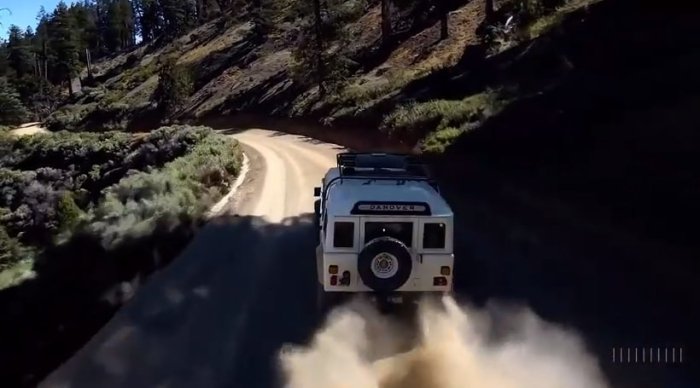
[358,237,412,292]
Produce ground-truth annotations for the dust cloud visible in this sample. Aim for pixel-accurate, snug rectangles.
[280,296,608,388]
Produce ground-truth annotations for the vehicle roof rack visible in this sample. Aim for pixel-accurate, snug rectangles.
[336,152,431,179]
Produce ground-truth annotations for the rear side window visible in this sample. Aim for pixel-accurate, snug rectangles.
[365,222,413,247]
[334,222,354,248]
[423,223,446,249]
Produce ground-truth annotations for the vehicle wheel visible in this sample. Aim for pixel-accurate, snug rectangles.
[358,237,412,293]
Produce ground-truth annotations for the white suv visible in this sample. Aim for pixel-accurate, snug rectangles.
[314,153,454,311]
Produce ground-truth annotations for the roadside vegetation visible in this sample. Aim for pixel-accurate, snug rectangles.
[0,125,242,290]
[0,125,241,387]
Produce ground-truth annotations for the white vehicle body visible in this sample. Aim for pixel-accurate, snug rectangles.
[315,153,454,297]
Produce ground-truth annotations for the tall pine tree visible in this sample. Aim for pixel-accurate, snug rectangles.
[50,1,79,95]
[6,25,34,78]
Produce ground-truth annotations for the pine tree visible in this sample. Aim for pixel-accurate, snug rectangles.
[134,0,161,43]
[50,1,80,95]
[381,0,391,45]
[485,0,495,21]
[291,0,364,97]
[155,56,193,116]
[35,6,51,83]
[106,0,136,50]
[7,25,34,78]
[70,2,100,64]
[438,0,448,40]
[160,0,197,37]
[0,79,29,125]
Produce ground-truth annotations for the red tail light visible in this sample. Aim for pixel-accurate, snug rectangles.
[330,275,338,286]
[433,276,447,286]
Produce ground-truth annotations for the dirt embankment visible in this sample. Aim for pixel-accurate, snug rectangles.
[200,114,413,154]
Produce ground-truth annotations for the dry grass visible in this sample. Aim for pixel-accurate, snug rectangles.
[526,0,603,39]
[337,68,430,107]
[123,74,159,106]
[332,1,486,113]
[385,1,485,72]
[177,22,253,65]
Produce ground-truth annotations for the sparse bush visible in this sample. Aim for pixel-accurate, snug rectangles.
[3,130,132,171]
[0,225,33,271]
[0,125,242,294]
[43,103,98,132]
[124,125,211,170]
[0,171,63,243]
[421,127,464,154]
[87,131,242,248]
[56,193,83,234]
[381,91,504,140]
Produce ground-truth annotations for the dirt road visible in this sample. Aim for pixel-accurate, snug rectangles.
[40,128,344,388]
[9,122,49,137]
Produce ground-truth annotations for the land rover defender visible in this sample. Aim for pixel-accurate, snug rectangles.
[314,152,454,312]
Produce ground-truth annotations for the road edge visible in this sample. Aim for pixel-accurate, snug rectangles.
[207,150,250,218]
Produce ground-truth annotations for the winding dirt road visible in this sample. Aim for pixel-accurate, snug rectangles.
[9,122,50,137]
[40,128,344,388]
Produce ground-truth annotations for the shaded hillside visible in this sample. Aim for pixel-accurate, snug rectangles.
[43,0,699,252]
[45,0,491,130]
[440,1,700,249]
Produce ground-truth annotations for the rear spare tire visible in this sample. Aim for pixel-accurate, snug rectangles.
[358,237,412,292]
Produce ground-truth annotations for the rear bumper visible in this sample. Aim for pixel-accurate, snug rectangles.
[318,250,454,293]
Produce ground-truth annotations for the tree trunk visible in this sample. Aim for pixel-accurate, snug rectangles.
[485,0,495,21]
[68,77,74,96]
[42,40,48,81]
[86,48,93,79]
[440,5,449,40]
[381,0,392,45]
[312,0,326,97]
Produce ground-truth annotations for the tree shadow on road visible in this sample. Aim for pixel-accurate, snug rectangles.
[1,213,324,388]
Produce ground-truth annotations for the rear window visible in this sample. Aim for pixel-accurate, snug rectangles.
[365,222,413,247]
[423,223,446,249]
[334,222,354,248]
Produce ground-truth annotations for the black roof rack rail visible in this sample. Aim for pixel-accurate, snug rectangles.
[336,152,431,179]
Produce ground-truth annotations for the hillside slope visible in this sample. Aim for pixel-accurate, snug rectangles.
[49,1,490,130]
[51,0,699,245]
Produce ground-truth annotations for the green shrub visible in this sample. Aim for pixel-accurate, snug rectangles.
[381,91,503,140]
[3,130,133,171]
[86,129,242,248]
[56,193,83,234]
[0,224,35,289]
[43,103,98,132]
[0,225,25,270]
[421,127,465,154]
